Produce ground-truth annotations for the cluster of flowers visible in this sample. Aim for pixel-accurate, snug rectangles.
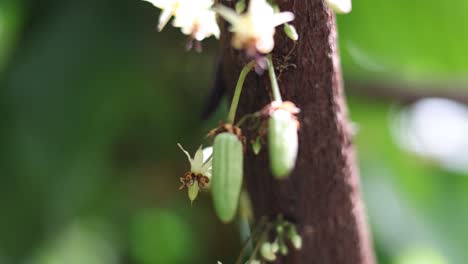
[144,0,219,42]
[144,0,350,50]
[144,0,351,211]
[143,0,351,261]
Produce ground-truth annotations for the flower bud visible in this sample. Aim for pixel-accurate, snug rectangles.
[260,242,277,261]
[279,242,289,255]
[252,137,262,155]
[271,241,279,253]
[284,23,298,41]
[276,224,284,235]
[235,0,246,13]
[212,132,244,223]
[291,234,302,249]
[268,109,299,178]
[286,224,298,238]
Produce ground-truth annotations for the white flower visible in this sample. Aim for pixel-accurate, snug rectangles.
[216,0,294,54]
[143,0,183,31]
[172,0,220,41]
[178,143,212,176]
[177,144,212,203]
[143,0,219,41]
[325,0,352,14]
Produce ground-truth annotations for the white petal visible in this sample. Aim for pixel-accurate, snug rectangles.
[213,27,220,39]
[256,35,275,54]
[201,157,212,175]
[248,0,274,17]
[272,12,294,27]
[177,143,193,165]
[202,147,213,163]
[208,14,221,39]
[158,8,173,31]
[215,5,240,25]
[191,146,204,173]
[325,0,352,14]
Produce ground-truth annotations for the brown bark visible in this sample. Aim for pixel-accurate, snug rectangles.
[219,0,375,263]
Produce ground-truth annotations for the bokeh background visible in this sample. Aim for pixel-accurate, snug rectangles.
[1,0,467,263]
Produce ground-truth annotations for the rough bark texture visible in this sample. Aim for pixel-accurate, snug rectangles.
[219,0,375,263]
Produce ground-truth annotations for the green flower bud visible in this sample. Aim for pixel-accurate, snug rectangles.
[260,242,277,262]
[235,0,246,13]
[268,109,299,178]
[252,136,262,155]
[276,224,284,235]
[271,241,279,253]
[286,224,298,238]
[284,23,298,41]
[291,234,302,249]
[279,242,289,256]
[212,132,244,223]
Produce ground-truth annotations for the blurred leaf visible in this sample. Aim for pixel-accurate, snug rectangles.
[394,247,447,264]
[338,0,468,82]
[0,0,23,72]
[130,209,195,264]
[349,97,468,263]
[29,220,118,264]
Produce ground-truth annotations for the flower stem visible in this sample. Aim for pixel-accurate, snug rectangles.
[235,217,267,264]
[266,54,283,102]
[235,112,260,127]
[227,61,255,124]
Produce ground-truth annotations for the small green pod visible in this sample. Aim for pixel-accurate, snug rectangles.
[212,132,243,223]
[284,23,299,41]
[268,109,298,178]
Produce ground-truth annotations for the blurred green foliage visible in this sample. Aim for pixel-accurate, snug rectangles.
[130,210,194,264]
[0,0,467,263]
[0,0,24,72]
[339,0,468,82]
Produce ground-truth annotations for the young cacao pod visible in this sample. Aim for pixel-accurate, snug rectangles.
[212,132,243,223]
[268,109,298,178]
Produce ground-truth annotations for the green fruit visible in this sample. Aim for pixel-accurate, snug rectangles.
[212,132,243,223]
[268,109,298,178]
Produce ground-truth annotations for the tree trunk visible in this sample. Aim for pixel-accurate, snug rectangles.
[219,0,375,263]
